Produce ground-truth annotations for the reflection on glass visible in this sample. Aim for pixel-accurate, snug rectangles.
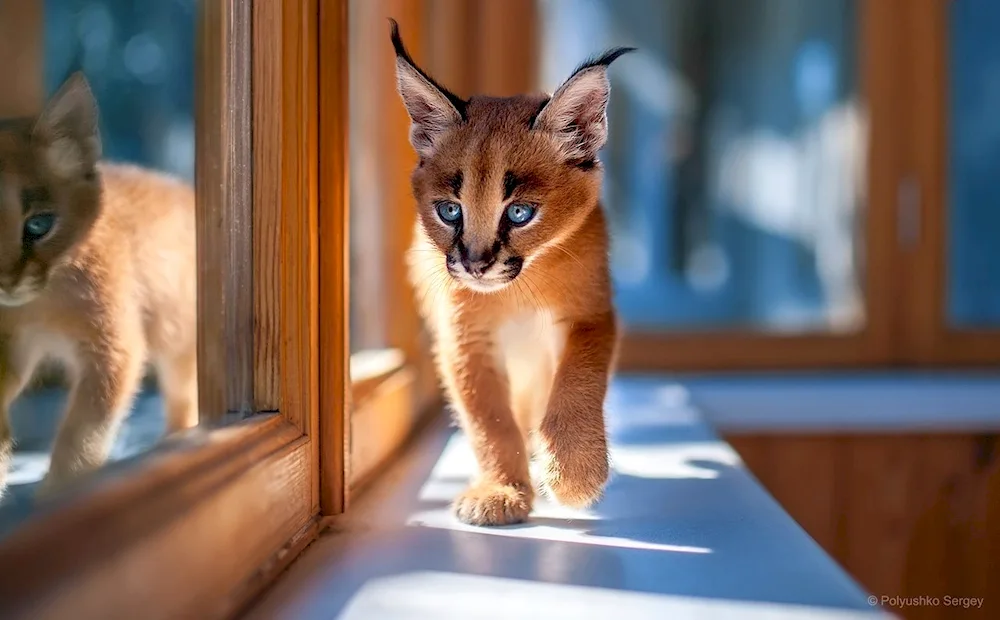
[540,0,865,333]
[0,1,195,519]
[947,0,1000,328]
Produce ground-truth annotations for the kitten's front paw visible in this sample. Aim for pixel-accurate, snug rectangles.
[537,427,610,509]
[454,482,533,526]
[35,467,85,500]
[35,474,67,501]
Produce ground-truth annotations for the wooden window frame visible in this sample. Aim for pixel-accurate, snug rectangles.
[895,0,1000,367]
[607,0,1000,373]
[616,0,899,373]
[0,1,348,618]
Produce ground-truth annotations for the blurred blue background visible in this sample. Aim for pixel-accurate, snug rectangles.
[44,0,195,181]
[39,0,1000,335]
[947,0,1000,328]
[539,0,1000,332]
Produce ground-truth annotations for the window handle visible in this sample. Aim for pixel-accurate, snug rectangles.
[897,175,921,250]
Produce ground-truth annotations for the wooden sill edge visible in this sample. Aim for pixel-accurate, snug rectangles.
[229,514,322,620]
[239,377,444,616]
[233,354,440,615]
[0,414,309,620]
[350,348,406,406]
[237,413,454,619]
[348,361,443,496]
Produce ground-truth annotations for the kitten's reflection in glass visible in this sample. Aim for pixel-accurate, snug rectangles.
[0,73,197,508]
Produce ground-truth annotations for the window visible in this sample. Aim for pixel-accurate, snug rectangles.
[537,0,1000,370]
[898,0,1000,364]
[0,1,348,617]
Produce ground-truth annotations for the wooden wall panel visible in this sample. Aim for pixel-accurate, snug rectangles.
[425,0,476,97]
[475,0,539,96]
[730,436,841,555]
[898,437,979,619]
[843,437,918,603]
[728,434,1000,620]
[0,2,42,118]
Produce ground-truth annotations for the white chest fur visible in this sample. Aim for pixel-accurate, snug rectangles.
[9,326,80,381]
[494,311,568,434]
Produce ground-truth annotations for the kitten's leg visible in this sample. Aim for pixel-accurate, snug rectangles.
[537,313,617,508]
[38,332,145,497]
[509,357,553,455]
[156,350,198,434]
[0,358,34,498]
[440,330,532,526]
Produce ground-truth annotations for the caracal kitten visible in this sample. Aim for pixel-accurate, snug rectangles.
[0,73,198,498]
[392,21,630,526]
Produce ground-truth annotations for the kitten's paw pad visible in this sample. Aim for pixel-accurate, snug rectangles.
[453,483,532,526]
[537,437,610,509]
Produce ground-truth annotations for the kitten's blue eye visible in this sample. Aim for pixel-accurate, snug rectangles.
[436,201,462,224]
[24,213,56,240]
[506,203,535,226]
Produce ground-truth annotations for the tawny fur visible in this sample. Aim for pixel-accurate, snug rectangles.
[0,73,197,499]
[392,21,628,526]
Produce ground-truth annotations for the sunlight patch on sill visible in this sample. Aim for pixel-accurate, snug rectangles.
[611,442,743,480]
[406,509,713,554]
[338,571,890,620]
[417,432,744,504]
[406,432,739,554]
[8,452,49,486]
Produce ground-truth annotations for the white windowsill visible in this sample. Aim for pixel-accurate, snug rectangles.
[671,371,1000,434]
[247,376,897,620]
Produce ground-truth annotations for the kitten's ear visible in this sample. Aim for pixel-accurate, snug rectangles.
[533,47,635,163]
[390,19,466,159]
[33,72,102,178]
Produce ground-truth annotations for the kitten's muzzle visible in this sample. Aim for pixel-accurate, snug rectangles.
[445,246,522,293]
[502,256,523,279]
[461,254,496,278]
[452,242,498,279]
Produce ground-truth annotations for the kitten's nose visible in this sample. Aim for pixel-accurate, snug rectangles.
[461,252,495,278]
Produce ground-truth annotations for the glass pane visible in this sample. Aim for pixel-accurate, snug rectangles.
[1,1,199,529]
[539,0,866,333]
[947,0,1000,328]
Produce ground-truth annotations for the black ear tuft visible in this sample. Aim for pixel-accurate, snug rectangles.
[389,19,411,67]
[388,18,467,119]
[568,47,637,77]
